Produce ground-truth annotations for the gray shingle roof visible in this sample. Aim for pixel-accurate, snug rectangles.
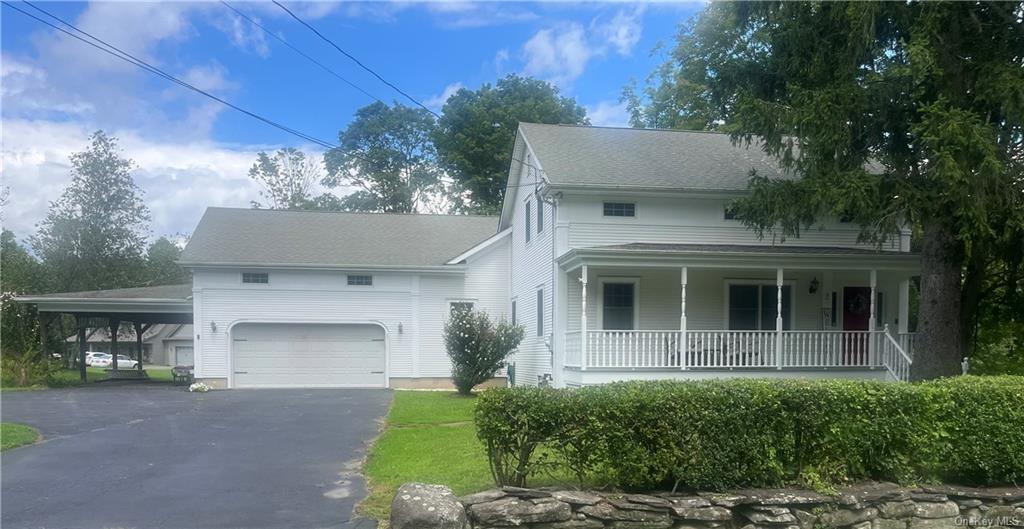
[519,123,794,191]
[592,243,913,256]
[28,284,192,300]
[179,208,499,268]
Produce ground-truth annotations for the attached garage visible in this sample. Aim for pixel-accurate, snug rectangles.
[231,323,387,388]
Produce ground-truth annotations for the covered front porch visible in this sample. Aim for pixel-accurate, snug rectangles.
[555,244,919,385]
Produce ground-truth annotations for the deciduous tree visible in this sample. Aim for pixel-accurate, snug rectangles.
[31,131,150,293]
[324,102,446,213]
[629,2,1024,379]
[434,75,589,213]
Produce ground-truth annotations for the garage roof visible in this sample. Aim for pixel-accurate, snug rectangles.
[179,208,499,269]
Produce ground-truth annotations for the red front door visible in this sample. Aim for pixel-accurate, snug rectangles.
[842,287,871,364]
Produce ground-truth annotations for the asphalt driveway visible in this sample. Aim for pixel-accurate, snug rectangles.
[1,384,392,529]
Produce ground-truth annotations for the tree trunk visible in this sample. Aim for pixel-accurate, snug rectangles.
[911,221,964,380]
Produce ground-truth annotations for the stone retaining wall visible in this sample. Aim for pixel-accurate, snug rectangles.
[391,482,1024,529]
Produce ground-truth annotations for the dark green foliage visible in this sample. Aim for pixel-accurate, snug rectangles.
[30,131,151,293]
[475,377,1024,491]
[324,101,444,213]
[144,237,189,286]
[444,307,524,396]
[629,2,1024,379]
[434,75,589,213]
[248,148,339,211]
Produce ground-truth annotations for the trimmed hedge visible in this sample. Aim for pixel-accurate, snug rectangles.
[474,376,1024,490]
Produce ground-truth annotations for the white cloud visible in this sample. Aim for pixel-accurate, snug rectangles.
[516,7,646,88]
[1,119,268,240]
[425,82,465,110]
[594,7,646,56]
[426,2,538,29]
[521,23,593,87]
[587,100,631,128]
[494,48,511,74]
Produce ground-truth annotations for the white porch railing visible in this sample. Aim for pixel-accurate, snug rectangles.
[686,331,777,368]
[880,327,913,382]
[898,332,916,358]
[780,331,875,368]
[585,330,681,368]
[566,328,913,381]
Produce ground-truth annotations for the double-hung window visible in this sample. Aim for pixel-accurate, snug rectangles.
[525,200,532,243]
[727,284,792,330]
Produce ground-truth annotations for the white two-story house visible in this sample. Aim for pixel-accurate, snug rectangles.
[499,123,917,387]
[26,123,918,388]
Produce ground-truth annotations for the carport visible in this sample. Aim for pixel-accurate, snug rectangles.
[17,284,193,381]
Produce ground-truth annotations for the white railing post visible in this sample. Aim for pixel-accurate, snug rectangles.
[776,268,784,369]
[580,265,588,371]
[868,269,877,366]
[680,266,688,371]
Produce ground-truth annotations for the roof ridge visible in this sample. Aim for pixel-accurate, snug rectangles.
[206,206,498,219]
[519,122,737,136]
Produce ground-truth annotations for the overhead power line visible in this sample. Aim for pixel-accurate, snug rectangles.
[220,1,383,105]
[7,0,338,150]
[271,0,441,119]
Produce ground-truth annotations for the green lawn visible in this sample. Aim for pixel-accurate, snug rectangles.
[1,423,40,451]
[4,365,174,391]
[359,391,494,522]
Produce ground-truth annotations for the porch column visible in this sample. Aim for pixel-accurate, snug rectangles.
[680,267,688,370]
[580,265,588,371]
[38,313,50,364]
[134,322,149,372]
[77,316,87,382]
[869,270,878,365]
[897,278,910,335]
[776,268,784,370]
[109,319,120,371]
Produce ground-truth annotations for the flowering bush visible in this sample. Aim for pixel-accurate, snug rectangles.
[444,306,523,395]
[188,382,210,393]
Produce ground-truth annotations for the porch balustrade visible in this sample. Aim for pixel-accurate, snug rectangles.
[566,329,916,381]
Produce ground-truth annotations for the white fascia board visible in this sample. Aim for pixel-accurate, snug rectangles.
[557,248,921,273]
[446,228,511,265]
[21,299,194,314]
[177,262,468,275]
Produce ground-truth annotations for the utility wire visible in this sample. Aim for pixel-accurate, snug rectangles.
[220,1,383,105]
[272,0,440,119]
[7,1,543,194]
[8,1,338,150]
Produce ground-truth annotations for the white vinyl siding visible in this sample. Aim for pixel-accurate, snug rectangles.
[508,156,554,386]
[563,195,902,252]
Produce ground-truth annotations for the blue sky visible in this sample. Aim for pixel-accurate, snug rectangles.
[2,1,702,238]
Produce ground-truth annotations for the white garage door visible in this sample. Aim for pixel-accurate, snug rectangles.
[232,323,386,388]
[175,346,194,366]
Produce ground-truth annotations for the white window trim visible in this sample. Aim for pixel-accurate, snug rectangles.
[722,279,797,331]
[596,277,641,330]
[240,271,270,286]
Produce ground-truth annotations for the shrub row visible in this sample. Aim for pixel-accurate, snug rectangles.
[474,376,1024,491]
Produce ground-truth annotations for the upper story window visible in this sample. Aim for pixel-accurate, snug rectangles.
[525,199,532,243]
[536,199,544,234]
[603,202,635,217]
[347,275,373,286]
[724,206,738,220]
[511,299,517,325]
[242,272,269,284]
